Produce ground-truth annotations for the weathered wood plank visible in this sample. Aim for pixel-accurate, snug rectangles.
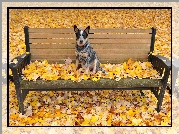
[30,43,151,49]
[29,38,151,44]
[20,78,162,90]
[29,28,152,34]
[29,28,73,33]
[90,28,152,33]
[30,49,149,55]
[29,33,152,39]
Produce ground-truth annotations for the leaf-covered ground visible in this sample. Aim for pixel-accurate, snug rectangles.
[9,82,171,126]
[9,9,171,126]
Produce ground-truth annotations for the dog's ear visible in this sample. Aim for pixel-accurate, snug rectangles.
[74,25,79,33]
[84,26,90,34]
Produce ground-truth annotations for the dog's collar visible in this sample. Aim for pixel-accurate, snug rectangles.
[84,42,90,48]
[76,42,90,52]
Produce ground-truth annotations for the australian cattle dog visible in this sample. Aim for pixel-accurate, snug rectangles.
[74,25,107,75]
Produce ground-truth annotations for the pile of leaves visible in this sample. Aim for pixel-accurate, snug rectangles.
[10,58,162,82]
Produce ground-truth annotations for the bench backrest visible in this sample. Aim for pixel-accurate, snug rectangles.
[24,26,156,64]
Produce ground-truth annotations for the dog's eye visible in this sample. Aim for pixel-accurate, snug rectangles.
[82,34,84,36]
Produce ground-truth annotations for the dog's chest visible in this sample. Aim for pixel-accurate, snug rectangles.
[76,45,96,62]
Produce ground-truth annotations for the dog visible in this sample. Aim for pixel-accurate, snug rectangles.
[74,25,107,75]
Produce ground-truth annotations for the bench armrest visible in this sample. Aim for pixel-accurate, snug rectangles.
[9,53,31,82]
[9,53,31,69]
[148,54,171,85]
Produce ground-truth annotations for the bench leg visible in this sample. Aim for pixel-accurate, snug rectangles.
[22,90,29,102]
[156,86,166,113]
[151,87,159,98]
[14,81,25,114]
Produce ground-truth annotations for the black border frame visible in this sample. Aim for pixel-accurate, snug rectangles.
[7,6,172,127]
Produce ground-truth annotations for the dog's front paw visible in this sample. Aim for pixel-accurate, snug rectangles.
[92,70,96,75]
[85,63,88,68]
[85,70,89,75]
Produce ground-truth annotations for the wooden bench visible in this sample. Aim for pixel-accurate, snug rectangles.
[9,26,171,114]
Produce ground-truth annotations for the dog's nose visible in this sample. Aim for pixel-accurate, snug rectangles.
[80,40,83,44]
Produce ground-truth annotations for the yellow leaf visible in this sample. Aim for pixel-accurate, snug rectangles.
[107,72,115,79]
[107,119,112,126]
[9,69,12,76]
[136,65,142,70]
[26,74,33,81]
[146,62,152,67]
[91,115,97,123]
[63,75,69,80]
[115,67,120,73]
[120,113,127,120]
[141,106,147,112]
[31,101,37,107]
[70,63,76,69]
[53,75,59,80]
[132,118,142,125]
[92,77,99,81]
[83,74,89,80]
[49,91,54,97]
[127,58,133,65]
[128,109,135,117]
[81,120,90,126]
[126,69,130,73]
[70,76,76,81]
[129,71,136,77]
[161,121,167,126]
[123,62,128,70]
[141,97,146,103]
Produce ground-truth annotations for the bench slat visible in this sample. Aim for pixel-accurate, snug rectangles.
[29,28,73,33]
[30,48,149,55]
[29,38,151,44]
[20,79,162,90]
[30,43,150,49]
[91,28,152,33]
[31,54,148,61]
[29,33,152,39]
[28,28,152,34]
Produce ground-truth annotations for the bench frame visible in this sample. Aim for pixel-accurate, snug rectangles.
[9,26,171,114]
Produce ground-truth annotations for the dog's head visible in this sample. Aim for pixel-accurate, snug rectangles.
[74,25,90,47]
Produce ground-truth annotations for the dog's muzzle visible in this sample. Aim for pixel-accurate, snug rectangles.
[80,40,83,44]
